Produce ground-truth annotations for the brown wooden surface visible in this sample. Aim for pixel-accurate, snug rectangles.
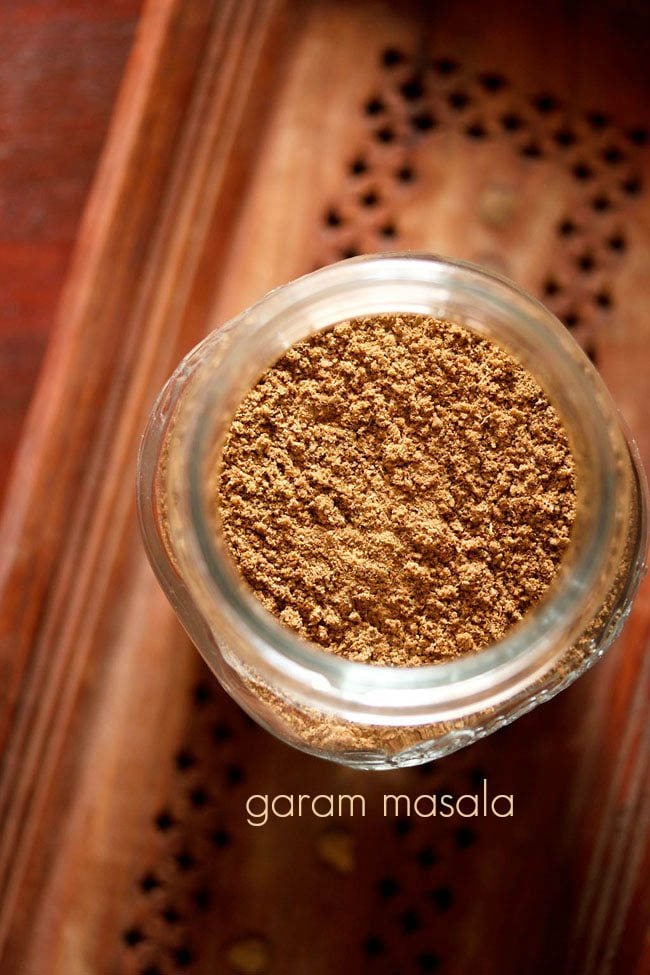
[0,0,142,504]
[0,1,649,973]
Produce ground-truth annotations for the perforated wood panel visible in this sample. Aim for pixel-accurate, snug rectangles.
[315,46,646,364]
[117,673,500,975]
[0,2,649,975]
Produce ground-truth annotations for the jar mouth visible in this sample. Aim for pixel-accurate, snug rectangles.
[182,254,636,711]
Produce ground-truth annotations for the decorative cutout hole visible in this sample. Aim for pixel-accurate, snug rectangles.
[400,76,425,101]
[381,47,404,67]
[212,721,232,743]
[558,218,577,237]
[341,246,359,258]
[226,764,244,786]
[172,945,194,967]
[400,909,422,933]
[565,311,579,328]
[363,935,386,957]
[448,90,470,110]
[577,252,595,273]
[468,767,488,788]
[532,92,559,114]
[608,233,626,252]
[429,886,454,912]
[520,142,542,158]
[324,208,342,227]
[192,683,212,707]
[621,176,642,196]
[161,907,181,925]
[627,127,647,146]
[175,749,195,772]
[455,826,476,848]
[417,952,441,972]
[395,816,412,836]
[587,110,609,130]
[365,96,385,116]
[174,850,196,872]
[349,157,368,176]
[544,277,559,297]
[572,162,594,181]
[501,112,523,132]
[211,828,232,848]
[193,888,212,911]
[360,190,380,207]
[554,128,576,148]
[154,809,175,832]
[412,112,436,131]
[465,122,487,139]
[602,145,625,165]
[377,875,400,899]
[595,290,612,308]
[139,872,161,894]
[432,57,458,75]
[591,194,611,212]
[123,927,145,947]
[396,165,415,182]
[479,72,507,92]
[189,787,209,808]
[416,846,438,868]
[375,125,396,143]
[380,223,397,238]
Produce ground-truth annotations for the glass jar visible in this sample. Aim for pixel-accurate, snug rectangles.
[136,254,647,769]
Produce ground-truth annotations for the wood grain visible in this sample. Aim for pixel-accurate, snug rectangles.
[0,0,141,502]
[0,0,648,972]
[0,0,285,964]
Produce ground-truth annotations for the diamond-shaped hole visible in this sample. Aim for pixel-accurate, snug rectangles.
[532,92,559,114]
[621,176,642,196]
[501,112,523,132]
[558,219,577,237]
[412,112,436,132]
[572,162,594,181]
[382,47,404,68]
[363,935,386,957]
[375,125,396,143]
[349,157,368,176]
[400,76,425,101]
[448,90,470,110]
[608,233,626,252]
[360,190,380,207]
[554,128,576,148]
[432,57,458,75]
[466,122,487,139]
[396,165,415,183]
[365,96,385,116]
[123,927,145,948]
[478,72,507,92]
[377,875,400,899]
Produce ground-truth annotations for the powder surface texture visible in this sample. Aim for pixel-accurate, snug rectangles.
[217,314,576,666]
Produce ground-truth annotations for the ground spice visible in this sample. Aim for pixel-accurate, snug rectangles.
[217,314,576,666]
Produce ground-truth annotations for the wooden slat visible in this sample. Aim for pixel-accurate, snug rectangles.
[0,0,286,966]
[0,0,141,501]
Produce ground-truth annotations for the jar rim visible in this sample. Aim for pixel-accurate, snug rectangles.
[173,254,638,715]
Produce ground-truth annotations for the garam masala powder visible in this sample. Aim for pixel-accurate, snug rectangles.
[216,313,576,667]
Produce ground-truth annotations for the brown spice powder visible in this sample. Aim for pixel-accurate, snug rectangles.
[217,314,576,666]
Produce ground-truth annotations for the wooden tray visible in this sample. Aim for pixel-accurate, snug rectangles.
[1,1,649,972]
